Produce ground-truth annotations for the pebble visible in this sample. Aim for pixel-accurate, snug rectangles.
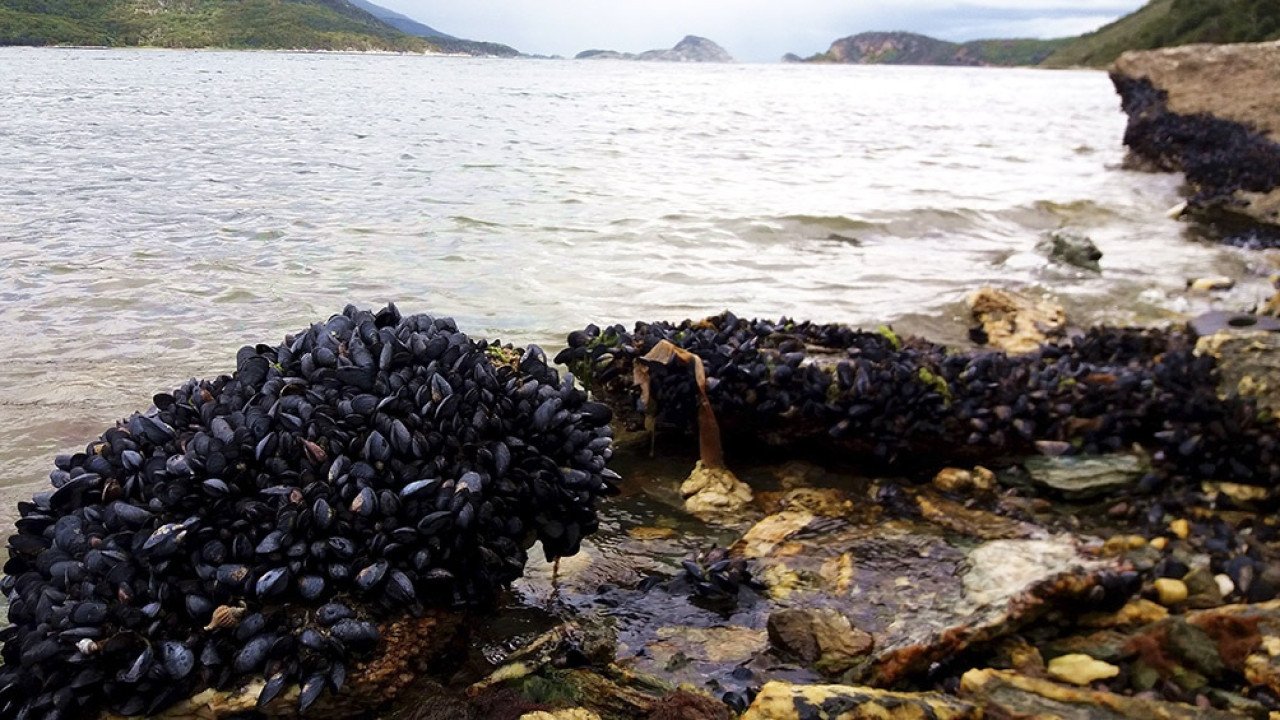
[1046,653,1121,686]
[1153,577,1189,606]
[1215,574,1235,597]
[1169,518,1190,540]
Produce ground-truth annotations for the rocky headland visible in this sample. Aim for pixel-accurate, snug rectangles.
[793,31,1066,67]
[575,35,734,63]
[1111,40,1280,246]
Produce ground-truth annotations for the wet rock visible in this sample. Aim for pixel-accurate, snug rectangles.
[960,667,1243,719]
[648,626,768,667]
[1038,228,1103,272]
[766,608,874,676]
[645,690,732,720]
[931,466,996,496]
[967,286,1066,354]
[739,681,979,720]
[1024,454,1146,500]
[680,462,754,523]
[1046,653,1121,685]
[734,506,1117,686]
[914,491,1036,540]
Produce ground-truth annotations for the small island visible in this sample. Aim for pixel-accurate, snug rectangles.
[575,35,733,63]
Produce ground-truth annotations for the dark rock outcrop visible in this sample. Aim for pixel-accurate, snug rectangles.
[1111,41,1280,246]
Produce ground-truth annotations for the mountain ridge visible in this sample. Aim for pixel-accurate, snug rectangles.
[796,31,1066,66]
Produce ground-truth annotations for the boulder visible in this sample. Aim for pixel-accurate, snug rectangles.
[766,608,874,675]
[967,287,1066,354]
[1111,41,1280,243]
[1037,229,1103,272]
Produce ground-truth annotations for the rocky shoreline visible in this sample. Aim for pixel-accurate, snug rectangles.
[4,301,1280,719]
[1111,41,1280,247]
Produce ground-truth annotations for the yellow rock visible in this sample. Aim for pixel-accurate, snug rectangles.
[932,466,996,495]
[736,509,816,559]
[681,461,754,522]
[968,287,1066,355]
[627,526,678,541]
[1079,598,1169,629]
[740,680,980,719]
[1154,578,1189,606]
[1170,518,1190,539]
[1100,535,1147,556]
[1046,653,1121,685]
[1203,481,1271,505]
[1150,536,1168,550]
[520,710,603,720]
[1186,276,1236,292]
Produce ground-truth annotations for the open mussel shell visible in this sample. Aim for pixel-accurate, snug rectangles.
[0,303,617,719]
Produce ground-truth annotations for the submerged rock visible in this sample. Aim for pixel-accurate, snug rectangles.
[766,608,874,676]
[1037,228,1103,273]
[734,497,1117,686]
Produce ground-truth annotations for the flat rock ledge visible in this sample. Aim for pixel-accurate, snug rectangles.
[1111,41,1280,245]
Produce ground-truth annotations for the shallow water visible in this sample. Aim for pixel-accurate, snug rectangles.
[0,48,1273,514]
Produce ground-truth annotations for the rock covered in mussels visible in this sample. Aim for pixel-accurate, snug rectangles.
[562,312,1280,486]
[0,304,617,719]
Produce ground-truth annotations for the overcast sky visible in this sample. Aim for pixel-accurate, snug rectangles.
[373,0,1148,62]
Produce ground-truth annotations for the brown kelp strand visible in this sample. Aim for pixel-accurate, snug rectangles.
[559,311,1280,485]
[0,304,616,720]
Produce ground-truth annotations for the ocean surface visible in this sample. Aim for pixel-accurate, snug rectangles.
[0,47,1272,506]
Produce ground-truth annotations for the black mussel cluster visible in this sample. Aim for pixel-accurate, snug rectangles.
[0,304,617,719]
[560,311,1280,486]
[1113,75,1280,248]
[675,546,763,607]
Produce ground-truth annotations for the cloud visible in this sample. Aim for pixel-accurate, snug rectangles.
[375,0,1145,61]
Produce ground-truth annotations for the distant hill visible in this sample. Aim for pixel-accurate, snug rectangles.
[345,0,519,57]
[346,0,453,40]
[797,31,1067,66]
[0,0,432,51]
[577,35,734,63]
[1043,0,1280,67]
